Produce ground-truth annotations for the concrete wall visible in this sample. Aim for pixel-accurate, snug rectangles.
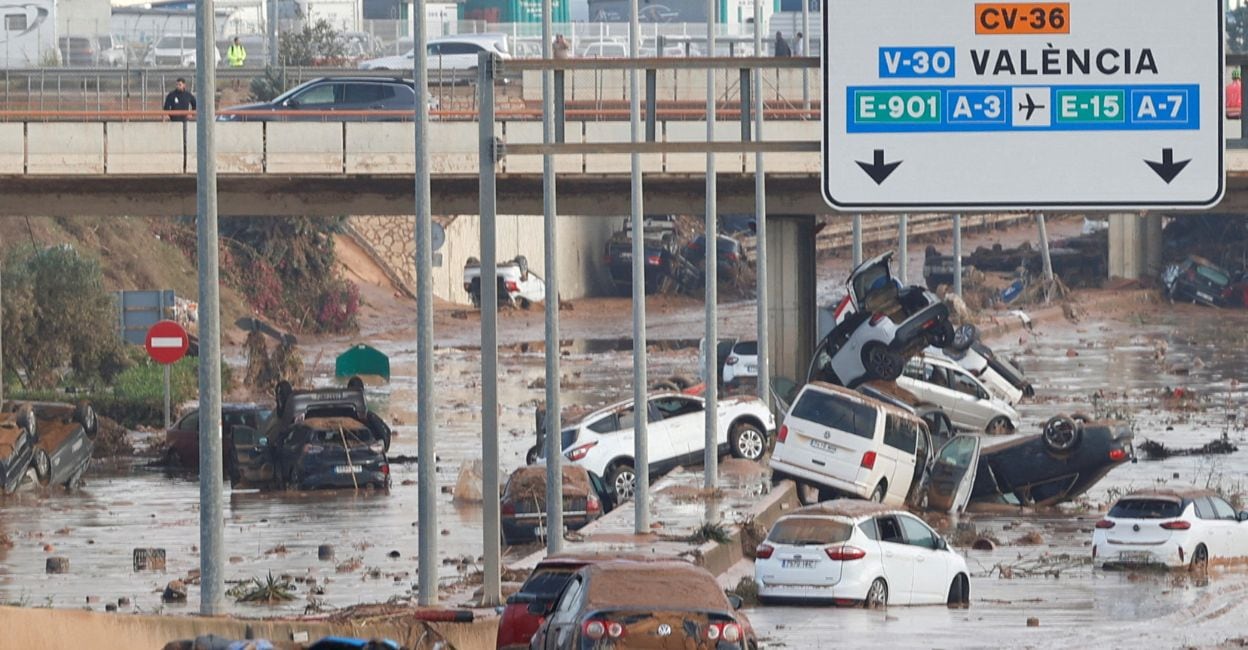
[0,124,23,173]
[521,68,823,103]
[766,215,817,385]
[348,214,622,305]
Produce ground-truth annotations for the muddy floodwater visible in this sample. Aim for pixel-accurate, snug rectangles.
[3,288,1248,648]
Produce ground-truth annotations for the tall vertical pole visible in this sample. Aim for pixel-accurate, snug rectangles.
[703,0,719,491]
[414,0,439,606]
[753,4,768,408]
[163,364,171,430]
[477,53,501,608]
[194,0,223,616]
[852,214,863,266]
[898,214,909,284]
[1037,212,1054,282]
[800,0,810,110]
[542,0,565,554]
[0,259,4,407]
[629,0,650,534]
[268,0,279,67]
[953,213,964,297]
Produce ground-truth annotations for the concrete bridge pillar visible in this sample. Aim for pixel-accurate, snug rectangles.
[1108,213,1164,280]
[766,215,818,387]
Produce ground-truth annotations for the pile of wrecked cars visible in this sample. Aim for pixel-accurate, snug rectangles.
[773,251,1134,512]
[229,381,392,491]
[0,400,98,494]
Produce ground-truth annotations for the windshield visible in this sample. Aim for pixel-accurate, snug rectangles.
[768,517,852,545]
[790,390,877,439]
[1196,265,1230,286]
[156,36,195,50]
[520,567,577,600]
[1109,498,1183,519]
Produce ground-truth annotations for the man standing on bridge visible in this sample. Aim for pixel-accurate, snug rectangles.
[227,37,247,88]
[163,78,197,122]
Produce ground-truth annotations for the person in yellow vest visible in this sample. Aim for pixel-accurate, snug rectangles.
[227,37,247,87]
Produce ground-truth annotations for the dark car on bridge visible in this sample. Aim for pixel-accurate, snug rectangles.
[0,405,36,494]
[500,464,615,546]
[22,401,98,490]
[218,77,420,122]
[231,383,391,490]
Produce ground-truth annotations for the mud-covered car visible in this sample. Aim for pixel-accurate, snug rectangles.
[0,404,36,494]
[501,464,615,546]
[1161,255,1233,307]
[163,403,273,473]
[22,402,97,490]
[530,560,757,649]
[970,414,1135,506]
[232,384,392,491]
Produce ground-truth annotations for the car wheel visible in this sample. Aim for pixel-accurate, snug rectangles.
[929,320,956,348]
[949,324,977,352]
[33,449,51,485]
[864,578,888,609]
[525,445,540,465]
[1190,544,1209,573]
[868,482,887,503]
[730,422,767,461]
[16,406,36,441]
[1042,415,1081,453]
[861,342,904,382]
[947,574,970,608]
[607,462,636,502]
[986,416,1013,436]
[75,402,98,438]
[517,298,532,310]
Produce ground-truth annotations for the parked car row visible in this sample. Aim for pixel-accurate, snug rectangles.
[0,401,97,494]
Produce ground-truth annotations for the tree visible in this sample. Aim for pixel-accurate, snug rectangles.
[2,245,130,389]
[279,19,346,67]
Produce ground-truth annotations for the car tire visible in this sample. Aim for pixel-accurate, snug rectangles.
[864,578,888,609]
[949,324,977,352]
[525,445,540,466]
[861,342,904,382]
[729,422,767,462]
[1190,544,1209,573]
[1042,415,1081,453]
[74,402,98,438]
[33,449,51,485]
[16,405,36,441]
[607,462,636,502]
[929,319,956,348]
[947,574,970,608]
[868,482,887,503]
[986,416,1014,436]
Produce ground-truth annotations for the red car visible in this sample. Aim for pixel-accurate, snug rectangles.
[496,554,659,650]
[163,403,272,476]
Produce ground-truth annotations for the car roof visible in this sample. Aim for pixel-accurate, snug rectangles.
[301,76,413,85]
[858,380,924,409]
[582,561,731,611]
[1121,486,1220,501]
[801,381,925,423]
[790,499,902,520]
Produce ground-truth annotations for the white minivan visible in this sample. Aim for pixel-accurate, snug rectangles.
[769,382,981,513]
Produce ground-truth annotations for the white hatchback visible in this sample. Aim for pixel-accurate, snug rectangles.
[756,501,970,607]
[897,353,1020,435]
[1092,488,1248,569]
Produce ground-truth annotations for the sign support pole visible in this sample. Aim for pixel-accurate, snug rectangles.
[478,52,501,608]
[953,213,963,297]
[163,364,171,430]
[898,214,909,284]
[703,0,719,492]
[630,0,651,534]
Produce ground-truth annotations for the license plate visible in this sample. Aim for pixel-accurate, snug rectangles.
[1197,292,1213,302]
[810,439,836,453]
[782,559,816,569]
[334,465,360,474]
[746,365,757,374]
[1118,551,1152,563]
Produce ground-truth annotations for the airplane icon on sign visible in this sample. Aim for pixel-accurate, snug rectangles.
[1017,93,1046,121]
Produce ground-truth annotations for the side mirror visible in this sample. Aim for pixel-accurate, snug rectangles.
[284,98,299,108]
[727,594,744,610]
[936,537,949,551]
[1239,511,1248,522]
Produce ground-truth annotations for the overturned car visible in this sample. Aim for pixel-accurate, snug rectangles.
[231,383,392,491]
[0,404,36,494]
[24,402,97,490]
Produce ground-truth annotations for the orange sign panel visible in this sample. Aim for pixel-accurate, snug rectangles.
[975,3,1070,34]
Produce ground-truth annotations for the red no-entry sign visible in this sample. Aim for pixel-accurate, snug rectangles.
[145,320,189,365]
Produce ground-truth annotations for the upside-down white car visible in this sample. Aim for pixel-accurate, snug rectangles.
[1092,487,1248,570]
[755,500,970,607]
[537,392,775,501]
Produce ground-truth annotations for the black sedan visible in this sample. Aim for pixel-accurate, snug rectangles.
[1161,255,1233,307]
[27,402,97,490]
[0,405,36,494]
[973,415,1134,506]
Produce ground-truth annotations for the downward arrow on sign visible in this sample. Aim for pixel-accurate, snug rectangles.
[856,149,902,185]
[1144,148,1191,184]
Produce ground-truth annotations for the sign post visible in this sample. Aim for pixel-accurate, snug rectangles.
[145,320,190,430]
[822,0,1225,211]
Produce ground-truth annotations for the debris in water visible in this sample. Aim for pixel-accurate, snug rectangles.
[1139,437,1238,460]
